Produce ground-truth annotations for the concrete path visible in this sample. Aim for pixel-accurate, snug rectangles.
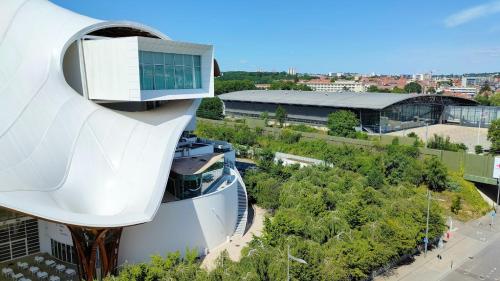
[201,205,266,270]
[377,212,500,281]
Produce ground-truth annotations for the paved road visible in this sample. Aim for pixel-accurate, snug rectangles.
[442,230,500,281]
[377,213,500,281]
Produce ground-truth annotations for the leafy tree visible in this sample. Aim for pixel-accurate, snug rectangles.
[475,93,491,105]
[269,81,312,91]
[196,97,224,120]
[260,111,270,126]
[214,79,257,95]
[367,85,380,92]
[490,92,500,106]
[275,106,287,127]
[427,86,436,94]
[488,118,500,154]
[391,87,405,93]
[217,71,317,84]
[404,82,422,93]
[423,156,448,191]
[327,110,359,138]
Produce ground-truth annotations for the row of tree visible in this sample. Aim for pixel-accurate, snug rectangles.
[217,71,318,84]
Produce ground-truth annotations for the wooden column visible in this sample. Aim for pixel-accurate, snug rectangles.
[68,227,123,281]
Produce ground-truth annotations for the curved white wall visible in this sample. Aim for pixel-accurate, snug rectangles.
[0,0,205,227]
[118,171,239,264]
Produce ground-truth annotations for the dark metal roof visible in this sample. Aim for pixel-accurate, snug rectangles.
[219,90,476,110]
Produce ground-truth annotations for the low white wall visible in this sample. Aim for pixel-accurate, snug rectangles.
[118,171,239,264]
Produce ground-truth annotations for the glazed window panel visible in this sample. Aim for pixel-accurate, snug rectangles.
[139,51,202,90]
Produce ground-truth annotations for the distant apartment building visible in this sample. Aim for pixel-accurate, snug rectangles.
[255,83,271,89]
[303,79,366,92]
[287,67,297,75]
[461,76,494,87]
[444,87,478,97]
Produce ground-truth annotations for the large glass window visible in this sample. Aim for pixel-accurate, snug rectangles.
[140,51,201,90]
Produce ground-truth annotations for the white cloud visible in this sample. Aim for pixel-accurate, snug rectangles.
[444,1,500,27]
[476,48,500,57]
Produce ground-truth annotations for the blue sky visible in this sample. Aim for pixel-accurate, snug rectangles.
[51,0,500,75]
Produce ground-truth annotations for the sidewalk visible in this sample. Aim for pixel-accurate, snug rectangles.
[201,206,266,270]
[376,212,500,281]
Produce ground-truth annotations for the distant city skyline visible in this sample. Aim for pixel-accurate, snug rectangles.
[52,0,500,74]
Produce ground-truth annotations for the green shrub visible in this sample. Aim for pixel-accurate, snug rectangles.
[407,132,418,138]
[427,134,468,152]
[451,195,462,214]
[423,156,448,191]
[474,145,483,154]
[279,129,302,144]
[288,123,318,133]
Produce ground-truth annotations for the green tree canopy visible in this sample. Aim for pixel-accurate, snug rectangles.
[488,118,500,154]
[391,87,405,93]
[489,92,500,106]
[327,110,359,138]
[269,81,312,91]
[423,156,448,191]
[275,105,288,127]
[214,79,256,95]
[404,82,422,93]
[196,97,224,120]
[475,93,491,105]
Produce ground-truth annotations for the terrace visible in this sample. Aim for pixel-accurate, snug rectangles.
[0,253,77,281]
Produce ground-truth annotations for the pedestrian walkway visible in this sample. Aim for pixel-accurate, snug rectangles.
[201,205,266,270]
[376,211,500,281]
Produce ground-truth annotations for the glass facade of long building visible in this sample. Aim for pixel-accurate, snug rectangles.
[139,51,202,90]
[444,105,500,128]
[222,94,478,133]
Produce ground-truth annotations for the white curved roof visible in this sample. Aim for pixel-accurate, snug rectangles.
[0,0,201,227]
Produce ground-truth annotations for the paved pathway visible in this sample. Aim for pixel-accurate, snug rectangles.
[377,212,500,281]
[201,205,266,270]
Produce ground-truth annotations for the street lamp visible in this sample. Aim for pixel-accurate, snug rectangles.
[424,190,431,257]
[423,190,444,257]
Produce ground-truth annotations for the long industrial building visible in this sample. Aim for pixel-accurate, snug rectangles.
[0,1,247,280]
[219,90,478,133]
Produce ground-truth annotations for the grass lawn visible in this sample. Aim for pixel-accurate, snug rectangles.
[434,172,492,222]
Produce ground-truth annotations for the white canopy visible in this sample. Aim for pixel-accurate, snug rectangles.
[0,0,202,227]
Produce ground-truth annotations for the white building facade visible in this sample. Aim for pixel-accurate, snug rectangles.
[0,1,247,279]
[305,80,366,92]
